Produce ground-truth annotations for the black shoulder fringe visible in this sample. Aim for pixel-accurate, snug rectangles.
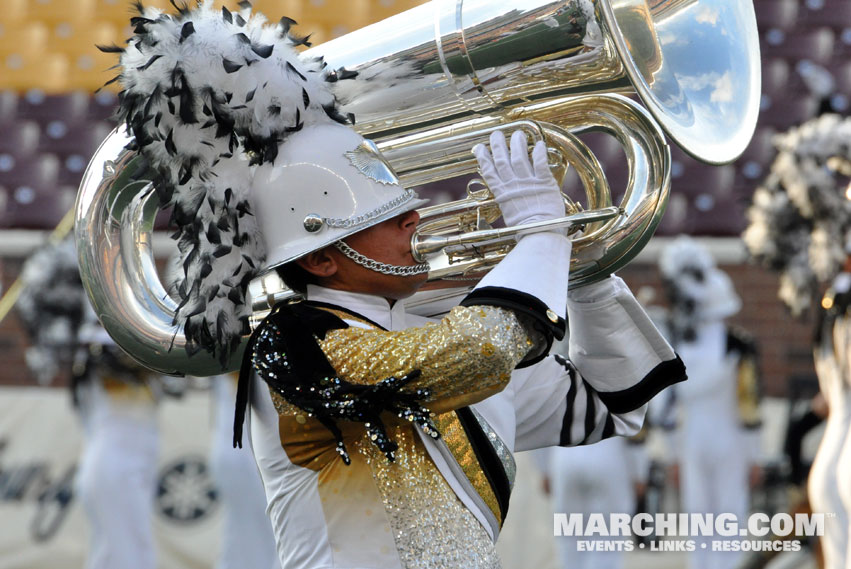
[236,302,439,464]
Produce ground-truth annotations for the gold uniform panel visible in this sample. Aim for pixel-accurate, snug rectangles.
[319,305,531,415]
[267,304,529,566]
[736,354,761,428]
[273,395,503,568]
[262,306,532,569]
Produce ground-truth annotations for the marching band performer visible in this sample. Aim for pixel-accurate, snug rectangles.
[103,3,685,568]
[744,114,851,569]
[656,236,763,569]
[16,239,165,569]
[827,264,851,569]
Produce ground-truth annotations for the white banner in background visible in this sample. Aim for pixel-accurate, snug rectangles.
[0,386,224,569]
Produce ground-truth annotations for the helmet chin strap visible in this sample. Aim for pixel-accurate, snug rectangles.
[333,241,430,277]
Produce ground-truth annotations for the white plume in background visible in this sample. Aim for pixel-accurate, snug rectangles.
[658,235,715,281]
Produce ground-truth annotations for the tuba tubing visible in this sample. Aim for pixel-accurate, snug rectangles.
[404,94,670,289]
[248,94,669,321]
[310,0,760,164]
[74,128,225,376]
[75,0,759,375]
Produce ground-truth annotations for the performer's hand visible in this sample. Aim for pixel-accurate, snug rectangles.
[667,463,680,489]
[811,391,828,419]
[749,464,764,490]
[541,476,551,496]
[473,130,565,229]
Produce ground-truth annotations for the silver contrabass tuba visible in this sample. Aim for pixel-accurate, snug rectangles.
[75,0,761,375]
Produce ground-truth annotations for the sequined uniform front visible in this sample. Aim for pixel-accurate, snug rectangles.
[252,300,529,569]
[246,278,686,569]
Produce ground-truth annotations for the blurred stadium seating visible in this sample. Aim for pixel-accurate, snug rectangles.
[0,0,848,236]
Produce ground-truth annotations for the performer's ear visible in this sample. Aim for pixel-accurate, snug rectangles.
[297,247,338,278]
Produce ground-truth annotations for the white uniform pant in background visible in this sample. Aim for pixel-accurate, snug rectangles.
[829,313,851,568]
[809,306,851,569]
[680,439,749,569]
[75,382,159,569]
[209,375,280,569]
[548,439,633,569]
[675,322,756,569]
[809,386,851,569]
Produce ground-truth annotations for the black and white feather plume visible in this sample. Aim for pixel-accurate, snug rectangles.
[103,0,352,366]
[743,114,851,316]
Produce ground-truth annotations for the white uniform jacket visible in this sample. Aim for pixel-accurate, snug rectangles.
[239,237,685,569]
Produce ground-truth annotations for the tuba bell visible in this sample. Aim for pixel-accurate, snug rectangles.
[75,0,761,375]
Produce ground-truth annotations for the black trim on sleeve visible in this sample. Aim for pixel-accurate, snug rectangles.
[460,286,566,368]
[559,368,578,446]
[595,355,687,415]
[461,286,566,339]
[601,414,616,440]
[456,407,512,523]
[581,386,597,444]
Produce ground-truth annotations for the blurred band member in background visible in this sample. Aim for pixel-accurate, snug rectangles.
[541,432,649,569]
[657,236,762,569]
[208,373,280,569]
[744,114,851,569]
[16,239,173,569]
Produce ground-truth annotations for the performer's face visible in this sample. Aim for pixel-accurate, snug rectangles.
[298,210,428,301]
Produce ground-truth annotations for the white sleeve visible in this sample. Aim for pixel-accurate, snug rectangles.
[511,355,649,452]
[463,232,571,363]
[566,276,686,410]
[511,276,686,452]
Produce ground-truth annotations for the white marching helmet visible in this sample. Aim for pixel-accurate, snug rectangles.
[108,1,429,362]
[699,268,742,321]
[252,123,427,270]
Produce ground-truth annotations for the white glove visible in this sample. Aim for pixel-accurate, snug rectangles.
[472,130,565,229]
